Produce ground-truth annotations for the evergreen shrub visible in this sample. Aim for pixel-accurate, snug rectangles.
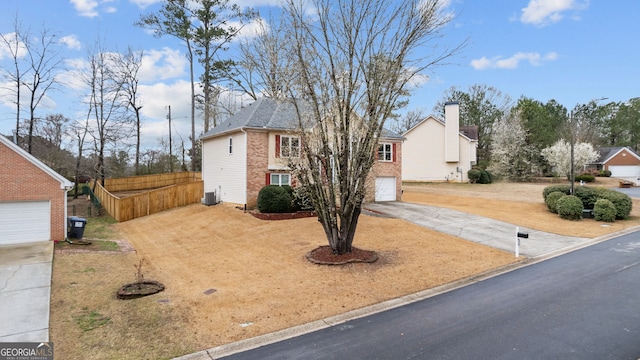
[556,195,583,220]
[593,199,616,222]
[545,191,565,213]
[257,185,293,213]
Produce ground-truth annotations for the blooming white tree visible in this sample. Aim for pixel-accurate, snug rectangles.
[489,110,538,180]
[541,139,599,179]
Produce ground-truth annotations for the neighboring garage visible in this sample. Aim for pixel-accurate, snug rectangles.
[591,147,640,179]
[0,135,72,245]
[375,176,397,202]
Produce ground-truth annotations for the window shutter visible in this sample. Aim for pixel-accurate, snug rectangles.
[392,143,397,162]
[265,173,271,185]
[275,135,281,158]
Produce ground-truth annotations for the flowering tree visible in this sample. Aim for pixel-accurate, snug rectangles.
[489,110,538,180]
[541,139,599,179]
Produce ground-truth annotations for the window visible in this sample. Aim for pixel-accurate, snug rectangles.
[378,143,392,161]
[270,173,290,186]
[228,137,233,154]
[280,135,300,157]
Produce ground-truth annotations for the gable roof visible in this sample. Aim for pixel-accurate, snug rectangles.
[200,97,404,141]
[594,146,640,164]
[0,134,73,190]
[403,115,477,141]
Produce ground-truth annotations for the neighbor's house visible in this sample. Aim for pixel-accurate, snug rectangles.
[402,101,478,182]
[588,146,640,178]
[0,135,73,245]
[200,97,403,208]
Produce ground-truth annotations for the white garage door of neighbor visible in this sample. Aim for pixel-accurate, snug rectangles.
[608,165,640,178]
[375,177,396,202]
[0,201,50,245]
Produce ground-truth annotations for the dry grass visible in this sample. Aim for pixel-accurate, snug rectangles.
[50,178,639,359]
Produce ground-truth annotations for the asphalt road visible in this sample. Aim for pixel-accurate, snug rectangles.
[221,231,640,360]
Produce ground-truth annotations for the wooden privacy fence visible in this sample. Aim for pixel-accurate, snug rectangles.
[103,171,201,192]
[92,172,204,222]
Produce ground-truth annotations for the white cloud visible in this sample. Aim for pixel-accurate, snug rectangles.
[0,33,28,60]
[471,52,558,70]
[70,0,99,17]
[59,35,82,50]
[520,0,589,26]
[129,0,161,9]
[139,47,188,81]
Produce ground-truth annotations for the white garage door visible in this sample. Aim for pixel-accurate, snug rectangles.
[375,177,396,202]
[609,165,640,178]
[0,201,50,245]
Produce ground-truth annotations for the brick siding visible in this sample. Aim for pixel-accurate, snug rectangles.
[245,131,269,208]
[0,143,67,241]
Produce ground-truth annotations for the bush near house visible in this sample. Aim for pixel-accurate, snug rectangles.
[556,195,584,220]
[257,185,293,213]
[542,185,632,221]
[575,174,595,182]
[594,199,617,222]
[468,167,492,184]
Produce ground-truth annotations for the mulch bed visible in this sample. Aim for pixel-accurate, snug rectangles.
[306,246,378,265]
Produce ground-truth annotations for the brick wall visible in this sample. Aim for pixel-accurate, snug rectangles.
[367,141,403,202]
[0,143,67,241]
[606,149,640,166]
[245,131,269,208]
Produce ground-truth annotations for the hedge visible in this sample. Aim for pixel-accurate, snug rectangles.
[556,195,583,220]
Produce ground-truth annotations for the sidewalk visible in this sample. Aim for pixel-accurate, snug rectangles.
[0,241,53,342]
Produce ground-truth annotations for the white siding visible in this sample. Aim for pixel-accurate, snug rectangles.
[402,116,476,182]
[202,132,247,205]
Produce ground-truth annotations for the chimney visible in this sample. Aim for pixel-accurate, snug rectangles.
[445,101,459,162]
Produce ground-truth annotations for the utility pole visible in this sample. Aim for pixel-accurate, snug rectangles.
[167,105,173,173]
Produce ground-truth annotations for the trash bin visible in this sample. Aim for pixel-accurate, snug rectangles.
[67,216,87,239]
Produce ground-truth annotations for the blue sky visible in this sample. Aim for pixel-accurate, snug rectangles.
[0,0,638,151]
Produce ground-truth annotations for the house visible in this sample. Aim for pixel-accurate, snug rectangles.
[200,97,403,208]
[589,146,640,178]
[0,135,73,245]
[402,101,478,182]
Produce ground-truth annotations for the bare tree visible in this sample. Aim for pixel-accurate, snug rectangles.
[82,42,129,186]
[114,47,144,175]
[0,14,28,145]
[23,27,64,154]
[279,0,460,254]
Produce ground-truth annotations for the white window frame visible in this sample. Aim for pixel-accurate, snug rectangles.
[270,173,291,186]
[280,135,300,158]
[378,143,392,162]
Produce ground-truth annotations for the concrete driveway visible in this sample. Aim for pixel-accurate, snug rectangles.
[364,202,590,258]
[0,241,53,342]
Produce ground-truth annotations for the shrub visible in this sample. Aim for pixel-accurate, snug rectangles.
[479,169,492,184]
[600,170,612,177]
[257,185,293,213]
[543,185,570,200]
[468,169,481,183]
[575,174,595,183]
[595,188,632,219]
[545,191,565,213]
[574,186,598,209]
[593,199,616,222]
[556,195,583,220]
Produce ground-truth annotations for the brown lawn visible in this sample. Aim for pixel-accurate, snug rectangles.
[50,177,640,359]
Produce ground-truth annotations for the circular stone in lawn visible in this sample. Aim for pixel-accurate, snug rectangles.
[117,280,165,300]
[306,245,378,265]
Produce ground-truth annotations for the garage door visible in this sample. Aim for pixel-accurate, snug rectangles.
[375,177,396,202]
[0,201,50,245]
[608,165,640,178]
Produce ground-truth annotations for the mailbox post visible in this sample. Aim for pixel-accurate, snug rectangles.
[515,227,528,257]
